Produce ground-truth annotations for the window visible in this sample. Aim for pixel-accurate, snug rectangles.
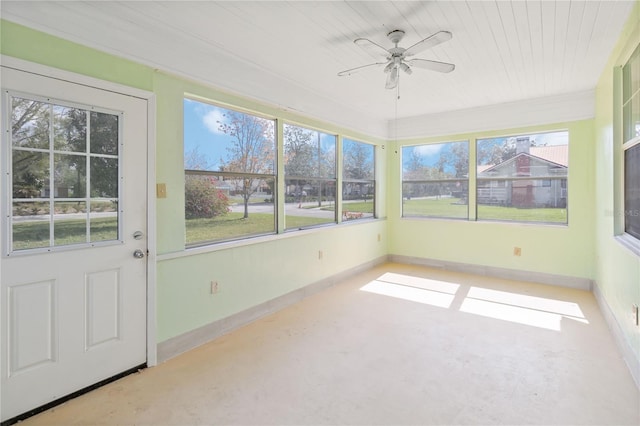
[283,124,336,229]
[402,141,469,219]
[8,94,120,252]
[183,99,276,245]
[622,44,640,240]
[342,138,375,221]
[476,131,568,224]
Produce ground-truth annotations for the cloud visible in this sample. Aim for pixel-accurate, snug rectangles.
[414,144,443,157]
[202,109,226,135]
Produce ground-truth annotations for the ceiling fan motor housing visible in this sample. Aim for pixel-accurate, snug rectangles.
[387,29,406,45]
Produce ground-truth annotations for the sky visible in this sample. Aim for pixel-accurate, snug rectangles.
[402,131,568,172]
[184,98,238,170]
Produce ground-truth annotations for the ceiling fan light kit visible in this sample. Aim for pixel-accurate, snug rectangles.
[338,29,455,90]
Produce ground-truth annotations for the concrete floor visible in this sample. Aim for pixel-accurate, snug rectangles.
[20,263,640,425]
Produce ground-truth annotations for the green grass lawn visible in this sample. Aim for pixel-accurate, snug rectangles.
[13,217,118,250]
[340,201,374,213]
[403,197,468,218]
[403,197,567,223]
[186,212,332,244]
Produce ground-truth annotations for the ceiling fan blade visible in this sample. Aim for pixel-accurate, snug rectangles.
[354,37,390,59]
[337,62,387,77]
[385,67,398,89]
[406,58,455,73]
[404,31,452,56]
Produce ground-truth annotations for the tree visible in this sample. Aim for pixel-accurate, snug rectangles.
[11,99,50,198]
[436,142,469,178]
[184,146,212,170]
[218,111,275,219]
[284,124,315,177]
[344,141,373,180]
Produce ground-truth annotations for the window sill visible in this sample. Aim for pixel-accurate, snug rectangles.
[616,233,640,257]
[157,217,383,261]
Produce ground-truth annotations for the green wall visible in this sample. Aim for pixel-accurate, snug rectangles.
[387,120,596,280]
[594,2,640,370]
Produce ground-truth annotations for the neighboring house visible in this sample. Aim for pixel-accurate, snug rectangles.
[478,140,568,208]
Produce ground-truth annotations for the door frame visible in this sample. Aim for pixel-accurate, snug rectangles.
[0,56,158,402]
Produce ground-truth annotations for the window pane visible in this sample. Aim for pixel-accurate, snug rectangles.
[90,157,118,198]
[402,141,468,218]
[13,150,50,198]
[54,153,86,198]
[624,44,640,104]
[53,105,86,152]
[284,178,336,229]
[11,98,50,149]
[343,138,375,221]
[12,202,50,250]
[402,181,468,218]
[477,131,568,224]
[625,144,640,239]
[90,111,119,155]
[283,124,336,230]
[183,99,277,245]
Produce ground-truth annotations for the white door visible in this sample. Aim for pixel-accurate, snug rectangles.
[0,67,148,422]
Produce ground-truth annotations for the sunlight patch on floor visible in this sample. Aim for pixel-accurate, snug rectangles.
[361,274,588,331]
[360,278,457,308]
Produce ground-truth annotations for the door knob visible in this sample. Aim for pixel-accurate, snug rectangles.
[133,249,145,259]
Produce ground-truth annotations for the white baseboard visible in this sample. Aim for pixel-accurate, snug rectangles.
[593,282,640,390]
[388,255,593,291]
[157,255,388,363]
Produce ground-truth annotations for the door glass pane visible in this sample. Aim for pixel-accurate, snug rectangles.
[90,199,118,242]
[90,111,119,155]
[53,105,86,152]
[12,202,50,250]
[13,151,49,198]
[54,153,86,198]
[11,98,50,149]
[8,94,121,252]
[90,157,118,198]
[54,201,86,245]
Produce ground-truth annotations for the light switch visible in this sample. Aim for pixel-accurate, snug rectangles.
[156,183,167,198]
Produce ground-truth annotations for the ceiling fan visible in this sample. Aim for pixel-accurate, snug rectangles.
[337,29,455,89]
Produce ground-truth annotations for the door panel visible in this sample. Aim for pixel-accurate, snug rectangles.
[1,67,148,422]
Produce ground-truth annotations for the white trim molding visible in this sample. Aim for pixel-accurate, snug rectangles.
[593,282,640,390]
[388,254,593,291]
[392,90,595,140]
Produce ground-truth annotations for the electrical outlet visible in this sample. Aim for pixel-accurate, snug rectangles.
[633,304,639,326]
[210,281,218,294]
[377,233,381,242]
[513,247,522,256]
[318,250,323,260]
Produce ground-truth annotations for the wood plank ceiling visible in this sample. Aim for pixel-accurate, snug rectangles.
[1,1,635,138]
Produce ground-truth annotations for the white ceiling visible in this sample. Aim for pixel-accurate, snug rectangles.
[1,1,635,139]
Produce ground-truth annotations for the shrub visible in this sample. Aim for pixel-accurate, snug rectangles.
[185,176,230,219]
